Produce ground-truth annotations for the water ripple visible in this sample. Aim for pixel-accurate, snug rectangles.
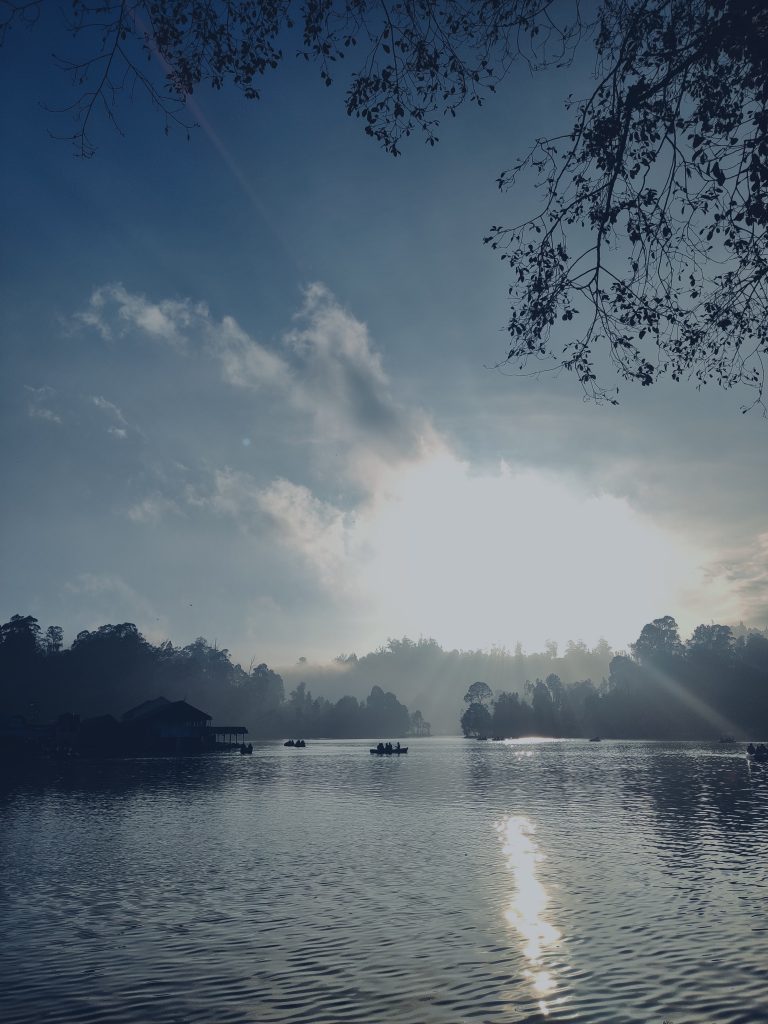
[1,739,767,1023]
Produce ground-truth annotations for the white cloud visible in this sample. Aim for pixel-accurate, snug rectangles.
[257,478,354,588]
[90,394,135,438]
[126,495,180,524]
[91,395,128,425]
[77,283,208,349]
[186,467,263,521]
[211,314,291,390]
[704,532,768,630]
[25,385,62,424]
[69,282,763,653]
[184,468,356,590]
[202,282,440,493]
[28,406,62,424]
[78,281,436,493]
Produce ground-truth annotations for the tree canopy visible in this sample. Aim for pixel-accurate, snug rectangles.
[2,0,767,407]
[0,613,429,739]
[459,616,768,740]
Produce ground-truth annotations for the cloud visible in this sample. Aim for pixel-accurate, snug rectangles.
[77,283,207,349]
[184,468,356,590]
[78,281,437,492]
[126,495,180,524]
[706,533,768,629]
[91,395,128,425]
[186,467,262,520]
[204,282,440,491]
[89,394,136,439]
[68,282,764,651]
[211,314,291,391]
[281,284,439,485]
[257,478,353,588]
[25,385,62,424]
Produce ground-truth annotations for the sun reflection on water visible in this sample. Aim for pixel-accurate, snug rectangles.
[496,815,563,1015]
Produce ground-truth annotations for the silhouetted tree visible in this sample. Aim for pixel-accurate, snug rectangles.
[409,708,430,737]
[686,624,735,660]
[491,690,530,738]
[631,616,684,664]
[1,614,42,663]
[460,701,492,738]
[463,681,493,707]
[3,2,766,406]
[43,625,64,656]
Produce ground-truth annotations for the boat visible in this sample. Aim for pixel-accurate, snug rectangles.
[369,746,408,755]
[589,736,602,742]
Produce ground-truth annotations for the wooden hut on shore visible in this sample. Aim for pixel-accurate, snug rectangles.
[121,697,215,753]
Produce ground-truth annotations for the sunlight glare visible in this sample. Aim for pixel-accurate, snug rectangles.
[361,454,715,652]
[496,815,563,1015]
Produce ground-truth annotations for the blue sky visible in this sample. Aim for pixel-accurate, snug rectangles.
[2,13,767,670]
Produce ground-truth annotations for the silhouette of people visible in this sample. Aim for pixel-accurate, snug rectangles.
[395,741,401,752]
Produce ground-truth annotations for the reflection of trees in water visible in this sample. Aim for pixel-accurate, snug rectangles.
[1,751,282,807]
[617,747,768,866]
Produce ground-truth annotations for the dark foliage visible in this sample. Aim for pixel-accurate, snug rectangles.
[0,614,427,739]
[460,615,768,739]
[2,1,766,406]
[489,0,768,409]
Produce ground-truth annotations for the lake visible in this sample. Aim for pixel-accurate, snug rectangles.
[1,738,766,1024]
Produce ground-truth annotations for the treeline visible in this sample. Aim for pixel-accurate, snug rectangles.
[461,617,768,740]
[281,636,617,735]
[0,615,429,739]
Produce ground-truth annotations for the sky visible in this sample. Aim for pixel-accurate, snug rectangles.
[1,10,767,672]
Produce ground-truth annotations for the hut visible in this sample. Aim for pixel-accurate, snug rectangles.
[121,697,215,754]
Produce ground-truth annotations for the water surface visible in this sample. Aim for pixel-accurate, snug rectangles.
[1,739,766,1023]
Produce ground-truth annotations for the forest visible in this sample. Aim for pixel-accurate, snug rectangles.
[3,613,768,741]
[0,615,428,740]
[461,618,768,740]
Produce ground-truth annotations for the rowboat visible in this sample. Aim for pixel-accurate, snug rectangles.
[369,747,408,755]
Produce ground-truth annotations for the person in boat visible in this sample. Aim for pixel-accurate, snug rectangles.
[385,742,392,754]
[395,741,401,752]
[748,743,756,755]
[377,742,385,753]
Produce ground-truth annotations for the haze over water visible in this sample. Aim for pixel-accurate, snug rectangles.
[2,738,766,1024]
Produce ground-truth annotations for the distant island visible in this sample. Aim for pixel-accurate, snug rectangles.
[0,614,430,754]
[460,617,768,741]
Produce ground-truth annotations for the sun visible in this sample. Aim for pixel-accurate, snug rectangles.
[356,452,732,653]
